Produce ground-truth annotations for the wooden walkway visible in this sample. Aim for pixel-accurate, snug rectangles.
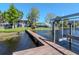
[13,45,63,55]
[13,30,76,55]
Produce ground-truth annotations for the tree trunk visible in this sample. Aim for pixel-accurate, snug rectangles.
[10,23,13,28]
[13,23,16,28]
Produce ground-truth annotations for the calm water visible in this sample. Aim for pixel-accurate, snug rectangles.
[0,29,79,54]
[36,29,79,54]
[0,31,36,55]
[15,32,36,51]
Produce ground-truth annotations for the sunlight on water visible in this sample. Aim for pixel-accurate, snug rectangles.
[36,29,79,54]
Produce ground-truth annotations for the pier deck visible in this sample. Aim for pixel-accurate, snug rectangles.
[13,30,76,55]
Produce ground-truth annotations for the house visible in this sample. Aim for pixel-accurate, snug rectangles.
[0,22,12,29]
[0,20,28,29]
[16,20,27,27]
[37,22,49,27]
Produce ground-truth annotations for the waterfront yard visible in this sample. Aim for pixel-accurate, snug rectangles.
[0,27,52,41]
[0,32,19,41]
[0,27,30,33]
[0,27,52,33]
[0,27,70,33]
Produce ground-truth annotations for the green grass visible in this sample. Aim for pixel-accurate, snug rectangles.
[0,27,52,33]
[0,27,69,33]
[35,27,52,30]
[0,27,31,33]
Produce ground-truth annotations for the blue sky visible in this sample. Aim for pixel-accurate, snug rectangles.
[0,3,79,22]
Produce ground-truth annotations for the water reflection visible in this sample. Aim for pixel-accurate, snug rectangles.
[36,30,53,41]
[36,29,79,54]
[16,32,36,51]
[0,42,8,55]
[0,32,36,55]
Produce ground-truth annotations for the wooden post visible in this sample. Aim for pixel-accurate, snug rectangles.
[68,23,72,50]
[52,22,55,43]
[74,20,75,32]
[62,20,63,38]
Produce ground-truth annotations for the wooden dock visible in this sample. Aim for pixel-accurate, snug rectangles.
[13,30,76,55]
[13,45,63,55]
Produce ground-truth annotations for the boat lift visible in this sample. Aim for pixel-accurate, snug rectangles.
[51,13,79,50]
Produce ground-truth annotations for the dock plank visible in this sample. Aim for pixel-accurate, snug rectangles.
[13,30,76,55]
[13,45,62,55]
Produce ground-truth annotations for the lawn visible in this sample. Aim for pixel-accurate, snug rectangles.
[0,27,69,33]
[0,27,52,33]
[0,27,31,33]
[35,27,52,30]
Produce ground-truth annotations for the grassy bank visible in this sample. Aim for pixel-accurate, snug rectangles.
[0,27,31,33]
[0,27,52,33]
[35,27,52,30]
[0,27,69,33]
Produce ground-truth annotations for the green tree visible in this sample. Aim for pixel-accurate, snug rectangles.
[0,11,4,23]
[27,8,39,28]
[27,14,32,27]
[3,4,23,28]
[45,13,56,24]
[63,18,68,27]
[58,18,69,29]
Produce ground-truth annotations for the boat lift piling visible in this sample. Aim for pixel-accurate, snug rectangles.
[67,21,73,50]
[52,21,56,43]
[61,20,64,38]
[51,13,79,49]
[51,17,61,43]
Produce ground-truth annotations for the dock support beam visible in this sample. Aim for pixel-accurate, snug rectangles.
[62,20,64,38]
[74,20,75,32]
[68,22,72,50]
[52,22,56,43]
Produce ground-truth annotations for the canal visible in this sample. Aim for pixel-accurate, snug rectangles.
[0,31,36,55]
[36,29,79,54]
[0,29,79,54]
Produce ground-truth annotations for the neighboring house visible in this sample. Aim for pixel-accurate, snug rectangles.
[45,22,52,27]
[0,20,27,29]
[37,23,49,27]
[0,23,4,29]
[0,22,12,29]
[17,20,27,27]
